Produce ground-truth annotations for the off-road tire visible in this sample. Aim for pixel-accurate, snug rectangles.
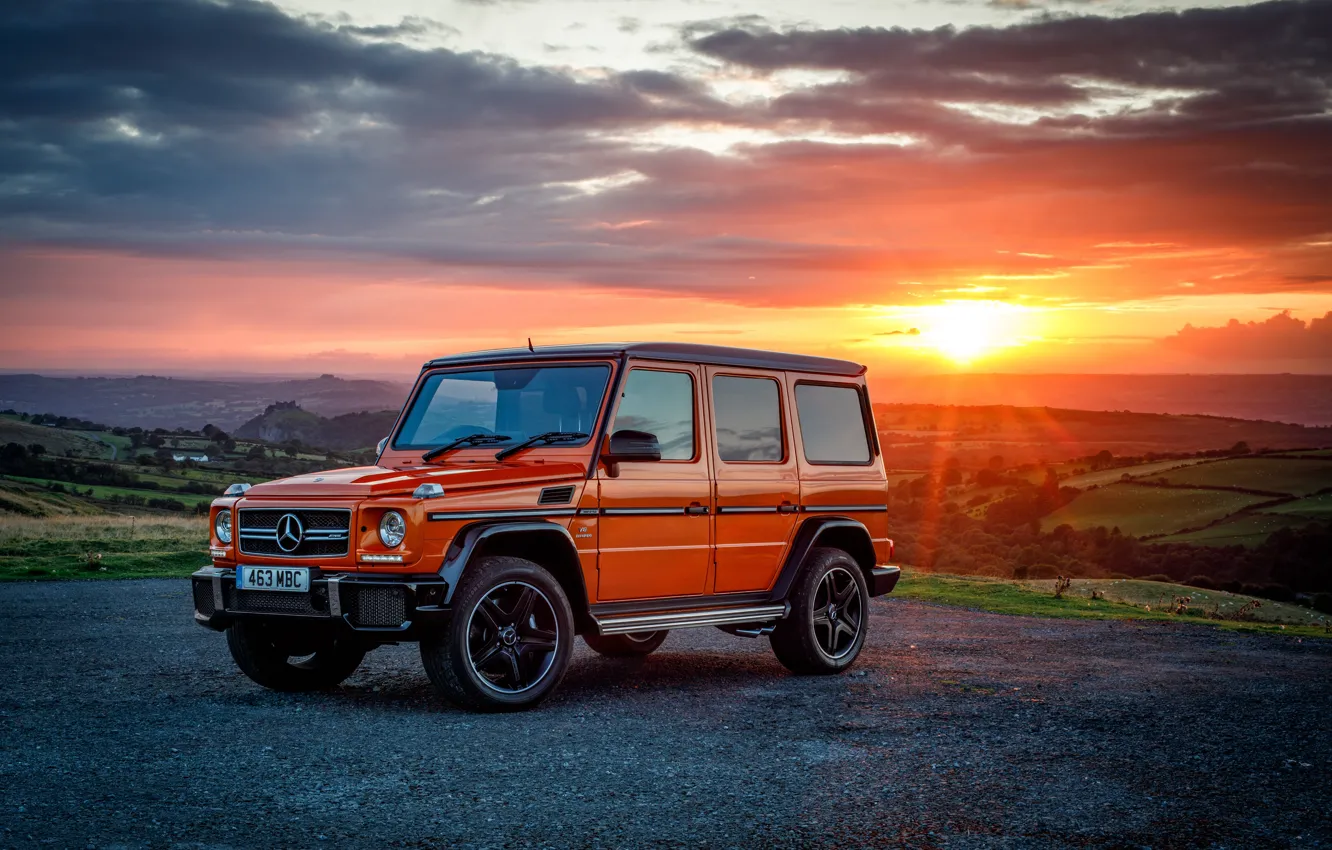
[583,630,669,657]
[770,547,869,675]
[226,621,366,692]
[420,555,574,711]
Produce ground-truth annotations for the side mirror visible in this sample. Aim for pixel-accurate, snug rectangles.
[376,437,388,456]
[604,429,662,463]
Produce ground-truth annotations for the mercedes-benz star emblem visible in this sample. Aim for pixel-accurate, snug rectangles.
[275,513,304,553]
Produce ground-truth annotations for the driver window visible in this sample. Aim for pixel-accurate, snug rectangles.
[612,369,695,460]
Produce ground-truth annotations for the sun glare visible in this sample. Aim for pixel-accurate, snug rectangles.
[917,300,1027,364]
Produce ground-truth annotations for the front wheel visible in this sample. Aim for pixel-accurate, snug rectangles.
[770,547,869,675]
[420,556,574,711]
[583,630,669,657]
[226,621,366,691]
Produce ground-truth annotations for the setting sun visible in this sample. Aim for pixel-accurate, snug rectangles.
[917,300,1028,364]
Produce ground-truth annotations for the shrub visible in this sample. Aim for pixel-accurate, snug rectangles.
[1185,575,1217,590]
[1012,564,1029,580]
[1029,563,1060,580]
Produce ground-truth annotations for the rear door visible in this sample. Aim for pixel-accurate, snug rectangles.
[707,367,799,593]
[596,362,714,600]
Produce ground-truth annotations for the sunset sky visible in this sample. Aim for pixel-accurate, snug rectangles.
[1,0,1330,378]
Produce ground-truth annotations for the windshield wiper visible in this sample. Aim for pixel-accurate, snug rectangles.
[422,433,511,463]
[494,431,588,461]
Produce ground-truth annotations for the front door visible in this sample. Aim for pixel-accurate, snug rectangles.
[596,363,713,601]
[708,368,799,593]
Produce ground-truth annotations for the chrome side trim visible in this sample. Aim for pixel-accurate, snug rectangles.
[600,507,687,516]
[428,509,578,521]
[800,504,888,513]
[594,603,788,635]
[716,506,778,514]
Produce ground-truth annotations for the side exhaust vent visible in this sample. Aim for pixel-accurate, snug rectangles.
[538,485,576,506]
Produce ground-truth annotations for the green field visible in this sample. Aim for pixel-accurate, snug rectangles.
[0,514,207,580]
[1060,458,1208,489]
[5,476,215,508]
[1041,483,1271,537]
[1157,457,1332,496]
[1155,512,1316,547]
[895,573,1330,638]
[1261,492,1332,518]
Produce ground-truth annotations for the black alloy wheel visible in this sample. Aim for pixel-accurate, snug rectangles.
[770,547,870,675]
[466,581,560,693]
[811,566,863,660]
[420,555,574,711]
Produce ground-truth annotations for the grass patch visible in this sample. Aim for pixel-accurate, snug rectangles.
[1060,458,1209,489]
[0,514,207,580]
[5,476,215,508]
[894,573,1331,638]
[1155,513,1317,547]
[1042,482,1269,537]
[1262,491,1332,519]
[1157,457,1332,496]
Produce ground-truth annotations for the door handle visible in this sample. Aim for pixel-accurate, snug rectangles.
[685,503,710,516]
[777,502,798,514]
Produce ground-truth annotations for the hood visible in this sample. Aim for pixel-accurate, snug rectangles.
[242,461,588,499]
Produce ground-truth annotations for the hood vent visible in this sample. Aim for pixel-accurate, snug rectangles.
[538,485,576,506]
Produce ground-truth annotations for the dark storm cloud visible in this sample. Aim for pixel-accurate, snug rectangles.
[1,0,1331,308]
[690,0,1332,132]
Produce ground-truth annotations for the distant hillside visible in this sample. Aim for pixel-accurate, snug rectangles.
[873,374,1332,426]
[0,374,409,431]
[875,403,1332,470]
[235,403,399,451]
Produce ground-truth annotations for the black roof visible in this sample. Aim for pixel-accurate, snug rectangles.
[423,342,866,377]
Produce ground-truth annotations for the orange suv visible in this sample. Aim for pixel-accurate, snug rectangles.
[193,343,901,710]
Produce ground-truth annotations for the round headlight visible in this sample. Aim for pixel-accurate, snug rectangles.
[214,510,233,544]
[379,510,406,548]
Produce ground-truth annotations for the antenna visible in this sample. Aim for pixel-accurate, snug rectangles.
[527,337,534,352]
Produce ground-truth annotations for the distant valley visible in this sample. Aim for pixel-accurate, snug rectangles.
[0,373,410,431]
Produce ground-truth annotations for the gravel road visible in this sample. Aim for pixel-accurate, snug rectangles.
[1,579,1329,849]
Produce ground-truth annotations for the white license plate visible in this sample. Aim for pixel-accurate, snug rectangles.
[236,566,310,592]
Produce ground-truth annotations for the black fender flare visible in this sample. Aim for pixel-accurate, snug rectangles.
[769,516,876,602]
[438,521,589,613]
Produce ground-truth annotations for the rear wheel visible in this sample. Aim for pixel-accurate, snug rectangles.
[420,556,574,711]
[226,621,366,692]
[770,547,868,675]
[583,630,669,657]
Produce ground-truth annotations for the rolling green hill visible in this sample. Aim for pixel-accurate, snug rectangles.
[1042,483,1273,537]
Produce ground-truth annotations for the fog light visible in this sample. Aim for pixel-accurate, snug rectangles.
[360,553,405,564]
[210,547,228,559]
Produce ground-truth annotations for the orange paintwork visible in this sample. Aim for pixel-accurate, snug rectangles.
[210,351,892,603]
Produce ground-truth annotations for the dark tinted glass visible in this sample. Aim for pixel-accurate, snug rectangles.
[613,370,695,460]
[395,365,610,448]
[795,384,871,464]
[713,376,783,462]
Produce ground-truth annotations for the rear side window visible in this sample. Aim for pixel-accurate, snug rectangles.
[612,369,695,460]
[795,384,871,464]
[713,375,783,462]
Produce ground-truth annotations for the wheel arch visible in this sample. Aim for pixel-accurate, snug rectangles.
[771,517,876,602]
[440,521,594,633]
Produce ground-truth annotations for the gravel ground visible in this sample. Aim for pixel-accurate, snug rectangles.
[1,579,1329,849]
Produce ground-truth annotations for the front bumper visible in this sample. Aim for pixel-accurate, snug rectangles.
[869,565,902,597]
[191,566,451,639]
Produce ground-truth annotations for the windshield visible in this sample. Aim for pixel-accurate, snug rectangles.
[394,364,613,450]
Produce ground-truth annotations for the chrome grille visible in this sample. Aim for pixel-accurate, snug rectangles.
[238,508,351,558]
[347,586,407,627]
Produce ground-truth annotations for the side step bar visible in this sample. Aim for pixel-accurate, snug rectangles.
[594,603,788,636]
